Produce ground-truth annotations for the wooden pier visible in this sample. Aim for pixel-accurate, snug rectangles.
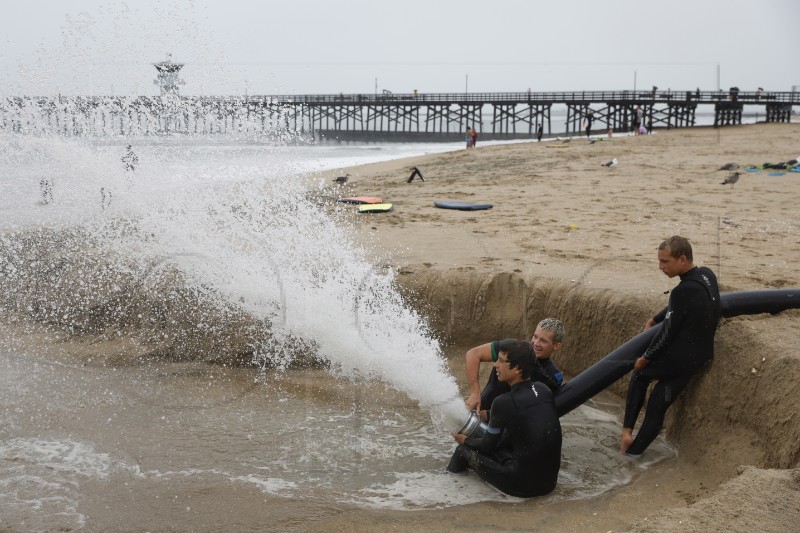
[1,89,797,139]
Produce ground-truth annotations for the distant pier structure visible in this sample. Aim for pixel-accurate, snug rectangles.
[1,87,797,139]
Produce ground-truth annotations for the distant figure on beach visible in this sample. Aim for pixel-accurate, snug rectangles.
[536,123,543,142]
[40,178,53,204]
[407,166,425,183]
[448,340,562,498]
[101,187,112,210]
[122,145,138,172]
[634,106,643,135]
[620,236,720,456]
[462,318,565,413]
[583,109,594,139]
[646,115,653,134]
[471,127,478,148]
[466,127,474,149]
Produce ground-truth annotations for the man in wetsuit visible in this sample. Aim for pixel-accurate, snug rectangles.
[448,340,562,498]
[620,236,721,455]
[465,318,565,413]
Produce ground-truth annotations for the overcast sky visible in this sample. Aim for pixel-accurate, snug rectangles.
[2,0,798,96]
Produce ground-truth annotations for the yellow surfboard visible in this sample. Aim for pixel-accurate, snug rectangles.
[358,203,394,213]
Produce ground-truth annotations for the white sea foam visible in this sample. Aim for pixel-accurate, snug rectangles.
[0,438,117,531]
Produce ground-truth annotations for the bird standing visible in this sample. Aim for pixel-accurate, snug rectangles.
[601,158,618,169]
[720,172,741,188]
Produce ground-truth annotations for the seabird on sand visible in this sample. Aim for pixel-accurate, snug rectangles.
[333,174,350,184]
[721,172,741,187]
[601,158,618,168]
[718,162,739,171]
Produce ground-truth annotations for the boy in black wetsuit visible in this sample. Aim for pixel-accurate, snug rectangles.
[464,318,565,413]
[621,236,721,455]
[448,340,562,498]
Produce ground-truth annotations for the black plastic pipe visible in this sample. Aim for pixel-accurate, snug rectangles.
[554,289,800,417]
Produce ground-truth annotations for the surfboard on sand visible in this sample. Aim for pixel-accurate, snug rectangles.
[434,200,493,211]
[358,203,394,213]
[337,196,383,204]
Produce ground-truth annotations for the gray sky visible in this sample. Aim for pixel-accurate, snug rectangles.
[2,0,799,96]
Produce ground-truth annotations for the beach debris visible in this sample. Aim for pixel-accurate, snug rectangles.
[407,166,425,183]
[721,172,741,188]
[333,173,350,184]
[721,218,740,228]
[600,158,618,168]
[718,162,739,171]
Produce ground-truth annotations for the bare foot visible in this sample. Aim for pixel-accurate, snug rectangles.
[620,429,634,454]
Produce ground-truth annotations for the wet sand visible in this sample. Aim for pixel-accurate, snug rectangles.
[313,123,800,532]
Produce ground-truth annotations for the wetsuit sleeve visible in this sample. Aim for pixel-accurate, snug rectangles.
[652,307,668,324]
[463,394,512,452]
[491,339,517,362]
[643,284,690,362]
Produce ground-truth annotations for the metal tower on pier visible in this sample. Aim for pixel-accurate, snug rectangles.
[153,53,185,96]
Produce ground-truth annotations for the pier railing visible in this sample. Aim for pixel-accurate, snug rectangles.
[2,90,797,139]
[267,90,799,105]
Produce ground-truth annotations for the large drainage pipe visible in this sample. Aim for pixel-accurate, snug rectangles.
[555,289,800,417]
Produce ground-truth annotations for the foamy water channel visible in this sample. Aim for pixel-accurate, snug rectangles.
[0,350,676,531]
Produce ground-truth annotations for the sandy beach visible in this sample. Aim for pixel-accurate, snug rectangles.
[311,123,800,532]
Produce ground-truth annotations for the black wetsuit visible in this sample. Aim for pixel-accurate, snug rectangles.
[585,113,594,138]
[480,339,563,409]
[448,380,562,498]
[623,266,721,455]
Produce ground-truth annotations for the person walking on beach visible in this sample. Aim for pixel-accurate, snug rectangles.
[620,236,721,455]
[471,127,478,148]
[122,144,138,172]
[466,127,474,149]
[40,177,53,204]
[584,109,595,139]
[448,340,562,498]
[634,106,643,135]
[536,123,544,142]
[464,318,566,413]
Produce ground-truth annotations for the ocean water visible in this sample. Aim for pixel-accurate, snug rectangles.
[0,132,679,530]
